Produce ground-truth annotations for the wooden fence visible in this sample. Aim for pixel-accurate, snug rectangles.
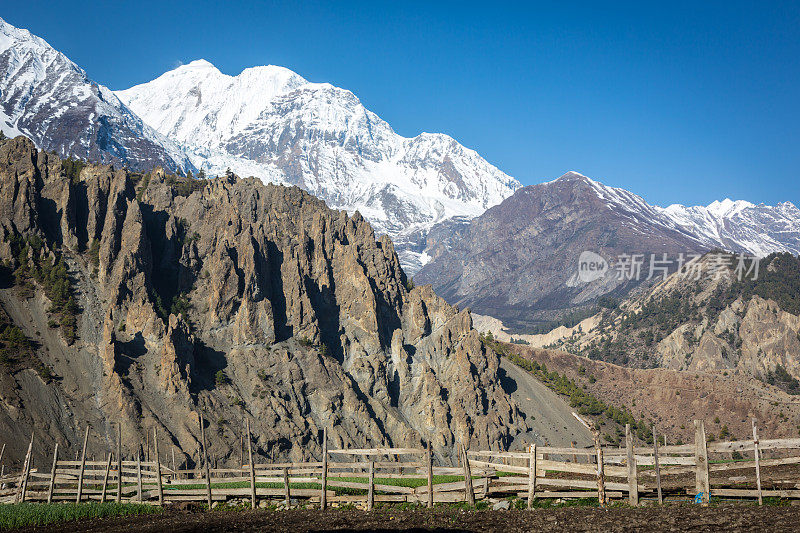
[1,419,798,508]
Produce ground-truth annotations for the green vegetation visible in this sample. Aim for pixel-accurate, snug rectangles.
[576,251,800,369]
[0,503,161,529]
[153,290,192,324]
[528,307,599,335]
[0,311,52,381]
[61,157,86,183]
[215,370,230,387]
[8,234,78,344]
[483,335,653,444]
[87,238,100,267]
[0,319,31,365]
[165,474,471,496]
[764,363,800,395]
[135,172,151,201]
[298,336,314,347]
[165,172,208,197]
[724,252,800,316]
[170,292,191,321]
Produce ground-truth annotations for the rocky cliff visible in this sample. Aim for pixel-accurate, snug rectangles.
[0,135,527,467]
[540,252,800,385]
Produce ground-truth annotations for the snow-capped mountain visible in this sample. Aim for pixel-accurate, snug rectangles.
[2,16,796,278]
[547,172,800,257]
[0,17,192,172]
[115,60,521,271]
[416,171,800,327]
[662,199,800,256]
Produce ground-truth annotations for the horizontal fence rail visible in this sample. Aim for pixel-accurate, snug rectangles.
[1,419,799,508]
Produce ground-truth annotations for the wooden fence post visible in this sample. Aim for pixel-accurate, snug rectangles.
[594,430,605,508]
[101,453,112,503]
[47,442,59,503]
[694,420,710,505]
[426,442,433,508]
[76,427,89,503]
[283,467,291,507]
[527,443,537,509]
[136,451,143,502]
[460,443,475,506]
[199,414,213,509]
[246,419,256,509]
[367,460,375,511]
[154,428,164,506]
[116,424,122,503]
[320,427,328,510]
[16,432,34,503]
[653,426,662,505]
[0,443,5,465]
[625,424,638,506]
[752,419,762,505]
[172,448,177,480]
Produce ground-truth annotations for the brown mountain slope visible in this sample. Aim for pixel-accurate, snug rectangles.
[529,252,800,389]
[0,136,534,468]
[503,344,800,445]
[415,172,707,330]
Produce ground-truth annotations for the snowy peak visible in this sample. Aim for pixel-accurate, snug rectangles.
[662,198,800,256]
[555,170,590,181]
[706,198,756,218]
[549,170,679,229]
[116,59,307,147]
[115,59,521,273]
[544,170,800,257]
[0,16,59,57]
[0,17,192,171]
[181,58,219,71]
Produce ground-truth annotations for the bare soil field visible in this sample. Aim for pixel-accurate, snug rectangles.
[14,504,800,533]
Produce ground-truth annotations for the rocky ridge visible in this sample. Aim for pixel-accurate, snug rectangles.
[537,252,800,384]
[0,135,528,467]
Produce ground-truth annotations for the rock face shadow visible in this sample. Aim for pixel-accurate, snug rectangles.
[114,332,147,377]
[191,341,227,393]
[498,367,518,395]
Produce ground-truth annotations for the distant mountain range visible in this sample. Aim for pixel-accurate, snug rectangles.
[416,172,800,329]
[1,16,798,293]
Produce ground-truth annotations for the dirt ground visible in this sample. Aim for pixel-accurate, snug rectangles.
[16,504,800,533]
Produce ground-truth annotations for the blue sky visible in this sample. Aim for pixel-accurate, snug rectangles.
[6,1,799,207]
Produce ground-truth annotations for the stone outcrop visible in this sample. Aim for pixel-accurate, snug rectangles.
[0,136,527,465]
[541,252,800,383]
